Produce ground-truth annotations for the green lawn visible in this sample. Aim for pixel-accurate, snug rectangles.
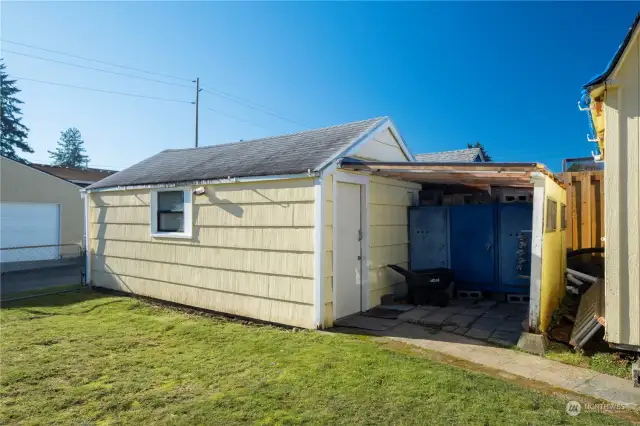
[0,292,635,425]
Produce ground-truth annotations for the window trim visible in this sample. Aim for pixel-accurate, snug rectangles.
[560,202,567,231]
[545,197,558,233]
[150,187,193,239]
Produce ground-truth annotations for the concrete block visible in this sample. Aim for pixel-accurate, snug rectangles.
[442,325,458,332]
[452,327,469,335]
[517,332,548,355]
[465,328,492,340]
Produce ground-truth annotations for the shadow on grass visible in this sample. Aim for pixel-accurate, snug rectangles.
[0,288,113,310]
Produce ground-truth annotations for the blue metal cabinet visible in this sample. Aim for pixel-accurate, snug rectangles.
[449,204,496,290]
[498,203,533,292]
[408,202,534,294]
[409,207,449,270]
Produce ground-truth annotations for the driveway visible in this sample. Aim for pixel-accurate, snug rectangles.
[1,265,83,296]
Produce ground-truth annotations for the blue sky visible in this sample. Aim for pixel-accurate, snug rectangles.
[1,2,637,171]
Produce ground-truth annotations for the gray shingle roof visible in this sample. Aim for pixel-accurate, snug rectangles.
[88,117,387,189]
[414,148,482,163]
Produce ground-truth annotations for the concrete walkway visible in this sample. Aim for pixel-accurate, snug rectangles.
[334,319,640,410]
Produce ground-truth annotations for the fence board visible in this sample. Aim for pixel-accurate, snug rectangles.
[562,171,604,251]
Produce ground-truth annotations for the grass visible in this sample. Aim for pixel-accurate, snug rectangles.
[545,342,634,380]
[0,292,635,425]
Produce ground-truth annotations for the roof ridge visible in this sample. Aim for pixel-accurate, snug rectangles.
[164,116,387,153]
[418,147,479,155]
[31,163,117,173]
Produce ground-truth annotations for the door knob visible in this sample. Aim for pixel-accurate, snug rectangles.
[486,243,492,250]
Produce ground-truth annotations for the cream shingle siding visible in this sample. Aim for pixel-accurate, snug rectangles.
[602,31,640,347]
[368,175,420,306]
[351,128,408,161]
[89,178,316,328]
[322,172,419,326]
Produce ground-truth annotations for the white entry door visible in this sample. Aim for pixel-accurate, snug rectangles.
[334,182,363,319]
[0,202,60,262]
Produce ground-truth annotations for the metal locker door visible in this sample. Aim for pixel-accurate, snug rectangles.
[409,207,448,271]
[449,204,496,289]
[498,203,533,292]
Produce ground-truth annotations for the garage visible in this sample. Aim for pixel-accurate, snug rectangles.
[0,202,60,263]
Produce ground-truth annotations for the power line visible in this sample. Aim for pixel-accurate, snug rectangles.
[2,50,193,89]
[1,39,192,83]
[201,85,284,115]
[201,88,311,129]
[12,76,194,104]
[2,39,313,130]
[204,107,271,130]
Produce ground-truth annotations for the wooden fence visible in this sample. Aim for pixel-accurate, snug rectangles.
[562,171,604,251]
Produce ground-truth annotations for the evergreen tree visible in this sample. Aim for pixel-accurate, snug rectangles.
[0,60,32,163]
[467,141,492,162]
[48,127,90,168]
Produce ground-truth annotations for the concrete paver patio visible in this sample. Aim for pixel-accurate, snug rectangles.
[361,299,528,347]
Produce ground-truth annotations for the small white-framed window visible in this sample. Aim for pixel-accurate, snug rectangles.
[150,188,192,238]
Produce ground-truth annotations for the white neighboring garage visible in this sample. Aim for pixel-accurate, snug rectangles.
[0,156,83,263]
[0,203,60,262]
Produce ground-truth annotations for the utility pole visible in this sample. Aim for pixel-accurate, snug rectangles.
[195,77,200,147]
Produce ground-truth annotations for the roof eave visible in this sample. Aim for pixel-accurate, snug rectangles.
[583,13,640,90]
[85,171,320,192]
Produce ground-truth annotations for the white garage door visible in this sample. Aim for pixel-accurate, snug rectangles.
[0,203,60,263]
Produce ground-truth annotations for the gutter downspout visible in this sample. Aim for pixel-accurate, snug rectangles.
[82,189,92,287]
[313,173,326,328]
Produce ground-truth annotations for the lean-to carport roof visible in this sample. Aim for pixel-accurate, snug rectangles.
[340,158,565,188]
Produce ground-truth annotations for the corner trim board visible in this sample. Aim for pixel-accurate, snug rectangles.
[528,172,545,332]
[313,175,326,328]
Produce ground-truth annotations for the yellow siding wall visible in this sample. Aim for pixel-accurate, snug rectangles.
[322,171,420,326]
[89,178,316,328]
[0,156,83,252]
[603,32,640,346]
[369,175,420,306]
[539,176,567,332]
